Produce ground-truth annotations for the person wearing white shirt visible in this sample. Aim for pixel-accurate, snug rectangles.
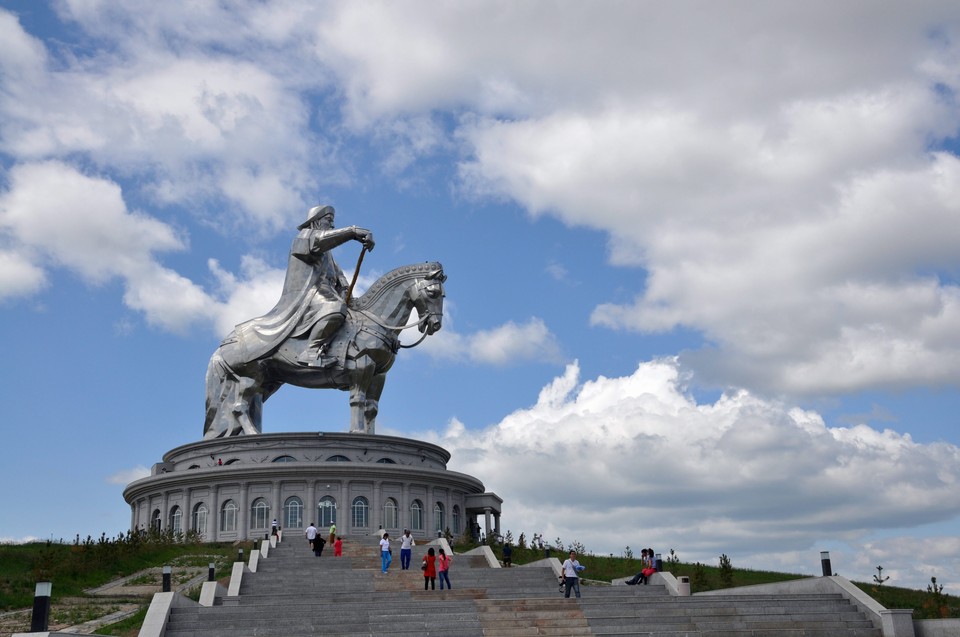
[379,532,392,573]
[399,530,416,570]
[560,551,585,598]
[304,522,318,550]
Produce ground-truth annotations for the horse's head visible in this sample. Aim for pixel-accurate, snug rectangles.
[412,266,446,335]
[352,262,446,337]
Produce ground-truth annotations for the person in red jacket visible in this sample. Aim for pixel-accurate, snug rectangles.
[423,547,437,590]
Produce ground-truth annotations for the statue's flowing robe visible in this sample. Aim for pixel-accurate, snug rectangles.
[231,227,349,364]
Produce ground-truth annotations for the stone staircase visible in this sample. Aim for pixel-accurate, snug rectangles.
[159,538,882,636]
[579,592,881,636]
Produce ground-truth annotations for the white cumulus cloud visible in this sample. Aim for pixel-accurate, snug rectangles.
[422,317,562,365]
[107,465,150,485]
[416,359,960,592]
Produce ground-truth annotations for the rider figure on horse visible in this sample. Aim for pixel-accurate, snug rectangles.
[231,205,375,368]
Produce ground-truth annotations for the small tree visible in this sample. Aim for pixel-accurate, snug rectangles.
[553,537,566,553]
[666,548,680,568]
[623,545,634,560]
[872,565,890,589]
[719,553,734,588]
[924,576,948,618]
[517,532,526,549]
[692,561,709,591]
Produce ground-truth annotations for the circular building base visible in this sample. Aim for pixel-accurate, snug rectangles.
[124,432,502,543]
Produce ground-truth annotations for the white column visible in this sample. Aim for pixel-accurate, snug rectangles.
[183,490,193,533]
[210,486,220,541]
[306,481,316,527]
[159,492,169,531]
[343,480,351,533]
[237,482,248,539]
[272,482,281,528]
[372,480,382,530]
[445,491,452,537]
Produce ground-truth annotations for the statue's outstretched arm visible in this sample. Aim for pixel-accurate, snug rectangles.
[311,226,375,253]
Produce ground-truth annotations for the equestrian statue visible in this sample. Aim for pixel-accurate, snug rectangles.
[203,205,445,438]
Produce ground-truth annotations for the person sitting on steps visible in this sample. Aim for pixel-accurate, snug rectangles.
[625,547,656,585]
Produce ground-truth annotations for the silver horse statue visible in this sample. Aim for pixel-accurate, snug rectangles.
[204,262,445,437]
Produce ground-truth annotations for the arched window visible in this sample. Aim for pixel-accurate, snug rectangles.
[152,509,162,533]
[452,505,461,535]
[284,496,303,529]
[352,496,369,528]
[250,498,269,529]
[383,498,399,529]
[193,503,208,538]
[410,500,423,531]
[434,502,445,533]
[317,496,337,528]
[376,458,396,464]
[224,458,240,465]
[188,464,200,470]
[326,455,350,462]
[170,506,182,535]
[220,500,238,532]
[272,455,296,462]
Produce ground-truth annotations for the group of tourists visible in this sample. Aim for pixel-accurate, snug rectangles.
[304,522,342,557]
[420,546,453,590]
[559,547,657,597]
[297,524,663,598]
[379,529,454,590]
[299,521,656,599]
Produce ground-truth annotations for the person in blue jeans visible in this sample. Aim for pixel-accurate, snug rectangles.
[560,550,585,598]
[438,548,452,589]
[379,532,392,573]
[399,529,415,570]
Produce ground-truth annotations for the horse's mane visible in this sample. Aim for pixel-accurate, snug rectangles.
[352,262,443,311]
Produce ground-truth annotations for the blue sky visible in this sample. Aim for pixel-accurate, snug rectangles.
[2,0,960,593]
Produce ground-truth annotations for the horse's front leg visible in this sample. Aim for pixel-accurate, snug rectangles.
[362,373,386,435]
[349,354,375,434]
[232,375,263,436]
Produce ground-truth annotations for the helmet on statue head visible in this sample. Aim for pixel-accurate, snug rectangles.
[298,205,335,229]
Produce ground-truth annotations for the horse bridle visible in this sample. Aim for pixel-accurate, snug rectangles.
[351,278,442,349]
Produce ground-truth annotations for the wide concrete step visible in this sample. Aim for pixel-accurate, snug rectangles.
[580,594,881,637]
[162,540,882,637]
[590,631,879,637]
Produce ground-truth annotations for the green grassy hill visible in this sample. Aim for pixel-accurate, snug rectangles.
[486,542,959,620]
[1,531,250,635]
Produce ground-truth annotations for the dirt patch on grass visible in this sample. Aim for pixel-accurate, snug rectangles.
[0,566,209,636]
